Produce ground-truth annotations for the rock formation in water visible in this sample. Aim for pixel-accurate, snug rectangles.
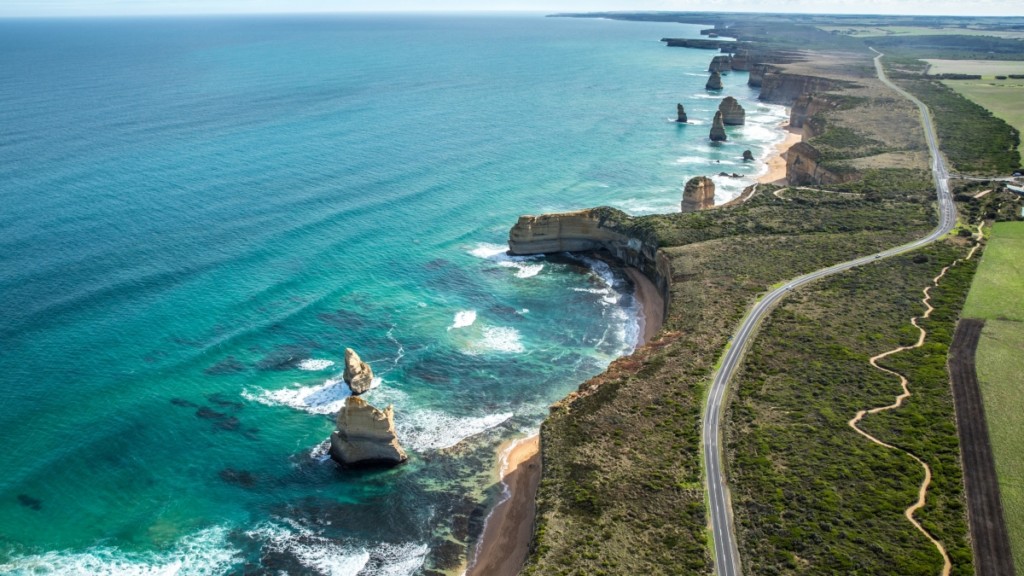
[742,149,755,161]
[709,111,727,142]
[718,97,746,126]
[681,176,715,212]
[343,348,374,395]
[329,396,408,467]
[709,55,732,73]
[676,103,688,123]
[705,70,723,91]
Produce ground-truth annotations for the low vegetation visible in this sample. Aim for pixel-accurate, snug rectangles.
[727,241,976,576]
[943,78,1024,136]
[889,75,1021,174]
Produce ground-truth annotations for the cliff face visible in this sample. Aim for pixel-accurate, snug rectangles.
[508,208,671,319]
[682,176,716,212]
[785,141,853,186]
[748,64,771,88]
[790,93,839,137]
[759,73,839,105]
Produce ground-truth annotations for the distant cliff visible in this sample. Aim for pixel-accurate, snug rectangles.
[759,73,843,105]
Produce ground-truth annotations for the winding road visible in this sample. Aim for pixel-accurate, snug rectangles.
[702,50,959,576]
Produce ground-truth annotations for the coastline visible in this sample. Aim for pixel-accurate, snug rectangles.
[468,263,664,575]
[758,122,802,185]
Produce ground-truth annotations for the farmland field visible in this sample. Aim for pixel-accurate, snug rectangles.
[962,221,1024,576]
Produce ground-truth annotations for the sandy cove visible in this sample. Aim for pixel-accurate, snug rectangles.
[467,268,664,576]
[759,123,802,185]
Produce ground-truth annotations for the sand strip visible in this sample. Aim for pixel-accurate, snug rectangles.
[468,435,541,576]
[758,124,802,185]
[625,267,665,345]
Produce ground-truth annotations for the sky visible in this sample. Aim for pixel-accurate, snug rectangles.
[1,0,1021,18]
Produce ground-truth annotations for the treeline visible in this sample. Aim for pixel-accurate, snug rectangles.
[895,78,1021,174]
[871,34,1024,60]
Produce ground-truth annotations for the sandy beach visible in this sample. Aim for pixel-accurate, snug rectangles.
[625,267,665,345]
[759,124,802,184]
[467,435,541,576]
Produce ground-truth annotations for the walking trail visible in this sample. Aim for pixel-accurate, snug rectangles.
[847,238,982,576]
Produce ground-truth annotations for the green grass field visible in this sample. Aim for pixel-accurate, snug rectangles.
[925,59,1024,77]
[943,79,1024,136]
[963,222,1024,321]
[963,221,1024,576]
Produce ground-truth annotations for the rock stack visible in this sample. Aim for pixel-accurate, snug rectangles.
[709,111,727,142]
[742,149,755,161]
[705,70,723,91]
[676,103,688,123]
[709,55,732,73]
[329,396,408,467]
[681,176,716,212]
[343,348,374,395]
[718,97,746,126]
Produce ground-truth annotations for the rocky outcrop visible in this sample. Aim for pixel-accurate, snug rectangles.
[784,141,852,186]
[709,111,727,142]
[508,208,672,321]
[329,396,408,467]
[676,103,688,123]
[682,176,716,212]
[718,97,745,126]
[709,55,732,73]
[343,348,374,395]
[759,72,840,105]
[661,38,740,50]
[742,149,754,161]
[706,71,723,91]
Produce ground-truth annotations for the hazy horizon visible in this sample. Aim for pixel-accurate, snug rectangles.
[2,0,1023,19]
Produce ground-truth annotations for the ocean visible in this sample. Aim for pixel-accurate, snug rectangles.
[0,14,786,574]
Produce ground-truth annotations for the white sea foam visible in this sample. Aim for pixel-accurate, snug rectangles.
[297,358,335,371]
[0,526,240,576]
[449,310,477,330]
[246,523,428,576]
[468,242,544,278]
[243,376,381,415]
[396,410,514,451]
[309,440,332,462]
[479,326,525,353]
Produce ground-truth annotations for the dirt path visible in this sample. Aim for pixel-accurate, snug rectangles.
[846,246,979,576]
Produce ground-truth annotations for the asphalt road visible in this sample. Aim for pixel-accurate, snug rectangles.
[702,50,959,576]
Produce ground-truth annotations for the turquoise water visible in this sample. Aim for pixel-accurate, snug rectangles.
[0,15,786,574]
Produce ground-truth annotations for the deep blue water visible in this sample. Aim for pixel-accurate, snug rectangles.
[0,14,785,574]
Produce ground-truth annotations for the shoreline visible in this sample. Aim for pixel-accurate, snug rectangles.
[758,121,802,185]
[467,264,664,575]
[467,435,541,576]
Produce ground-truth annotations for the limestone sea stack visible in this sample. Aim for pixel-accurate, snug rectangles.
[676,103,688,123]
[705,70,723,91]
[709,111,727,142]
[718,97,746,125]
[343,347,374,395]
[682,176,715,212]
[742,149,755,161]
[329,396,408,467]
[709,55,732,73]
